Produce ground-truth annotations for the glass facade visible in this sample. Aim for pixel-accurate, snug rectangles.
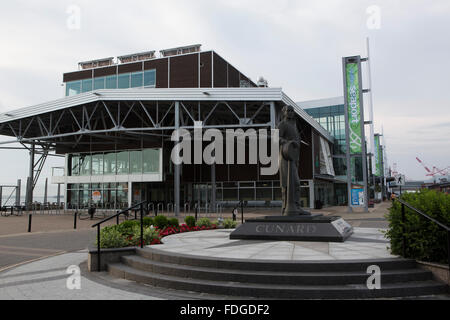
[68,148,160,176]
[67,182,129,209]
[193,180,310,208]
[65,69,156,96]
[305,104,347,178]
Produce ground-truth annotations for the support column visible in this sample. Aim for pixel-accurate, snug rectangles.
[15,179,21,207]
[128,181,132,207]
[270,101,276,129]
[211,163,216,213]
[174,101,180,217]
[57,183,61,207]
[44,178,48,204]
[26,142,35,210]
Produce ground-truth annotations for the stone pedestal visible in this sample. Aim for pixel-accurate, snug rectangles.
[229,215,353,242]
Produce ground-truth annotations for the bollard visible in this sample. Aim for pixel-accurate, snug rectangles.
[74,211,78,229]
[28,214,32,233]
[241,201,244,224]
[195,205,198,221]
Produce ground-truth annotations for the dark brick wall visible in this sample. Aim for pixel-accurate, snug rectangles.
[169,54,198,88]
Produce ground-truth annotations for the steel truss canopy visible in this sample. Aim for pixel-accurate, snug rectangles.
[0,88,333,151]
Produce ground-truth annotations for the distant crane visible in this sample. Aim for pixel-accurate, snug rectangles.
[415,157,449,177]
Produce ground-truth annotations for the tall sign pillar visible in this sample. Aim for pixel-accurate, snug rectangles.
[342,56,369,213]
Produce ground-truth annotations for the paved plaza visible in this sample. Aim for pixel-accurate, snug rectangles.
[0,201,421,300]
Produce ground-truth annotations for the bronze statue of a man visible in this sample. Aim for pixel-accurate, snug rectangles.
[278,105,310,216]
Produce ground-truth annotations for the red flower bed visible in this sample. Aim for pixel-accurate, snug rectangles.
[155,224,217,241]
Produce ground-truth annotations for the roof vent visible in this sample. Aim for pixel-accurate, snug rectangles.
[160,44,201,57]
[117,51,156,64]
[257,76,268,87]
[78,57,115,70]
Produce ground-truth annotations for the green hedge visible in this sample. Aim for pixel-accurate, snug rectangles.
[385,190,450,264]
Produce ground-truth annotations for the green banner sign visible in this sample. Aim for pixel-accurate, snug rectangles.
[345,62,362,154]
[374,135,382,176]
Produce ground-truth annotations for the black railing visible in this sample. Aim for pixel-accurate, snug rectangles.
[394,198,450,267]
[92,201,147,272]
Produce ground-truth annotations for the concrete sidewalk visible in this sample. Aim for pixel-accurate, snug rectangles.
[0,251,161,300]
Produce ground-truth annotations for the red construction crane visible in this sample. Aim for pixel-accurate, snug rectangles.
[416,157,449,177]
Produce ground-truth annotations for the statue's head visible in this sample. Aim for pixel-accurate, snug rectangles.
[282,105,295,120]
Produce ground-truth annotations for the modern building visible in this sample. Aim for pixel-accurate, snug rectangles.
[0,45,336,213]
[298,97,351,207]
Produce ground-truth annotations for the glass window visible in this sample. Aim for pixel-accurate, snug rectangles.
[82,79,93,93]
[130,150,142,174]
[103,152,116,175]
[105,75,117,89]
[144,70,156,87]
[256,188,272,201]
[116,151,129,174]
[94,77,105,90]
[131,72,143,88]
[118,73,130,89]
[79,154,91,175]
[143,149,160,173]
[91,153,104,175]
[239,188,255,201]
[66,81,81,96]
[71,155,80,176]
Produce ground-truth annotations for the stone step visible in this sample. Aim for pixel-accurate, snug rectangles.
[107,263,448,299]
[121,255,433,286]
[137,247,418,272]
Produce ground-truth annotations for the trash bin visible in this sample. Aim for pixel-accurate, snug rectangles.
[314,200,323,210]
[88,207,96,220]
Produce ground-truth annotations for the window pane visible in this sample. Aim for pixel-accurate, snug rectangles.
[144,70,156,87]
[118,73,130,89]
[91,153,104,175]
[130,150,142,174]
[105,75,117,89]
[79,154,91,175]
[143,149,160,173]
[131,72,143,88]
[116,151,129,174]
[71,155,80,176]
[82,79,93,93]
[94,77,105,90]
[103,152,116,175]
[66,81,81,96]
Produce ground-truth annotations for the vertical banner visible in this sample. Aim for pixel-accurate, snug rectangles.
[374,134,382,176]
[345,61,363,154]
[343,56,368,211]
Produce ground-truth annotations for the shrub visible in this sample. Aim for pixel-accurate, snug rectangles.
[385,189,450,264]
[223,219,237,229]
[154,215,169,229]
[197,217,212,228]
[117,220,139,236]
[131,225,161,246]
[98,226,129,248]
[184,216,196,228]
[168,218,180,228]
[142,217,154,227]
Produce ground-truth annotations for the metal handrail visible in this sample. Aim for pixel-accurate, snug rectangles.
[92,200,147,271]
[396,198,450,231]
[394,198,450,268]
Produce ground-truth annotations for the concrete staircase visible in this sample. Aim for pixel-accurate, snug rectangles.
[107,247,448,299]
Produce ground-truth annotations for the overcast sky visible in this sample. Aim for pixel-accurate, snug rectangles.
[0,0,449,196]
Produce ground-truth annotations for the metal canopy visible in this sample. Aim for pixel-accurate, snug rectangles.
[0,88,333,148]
